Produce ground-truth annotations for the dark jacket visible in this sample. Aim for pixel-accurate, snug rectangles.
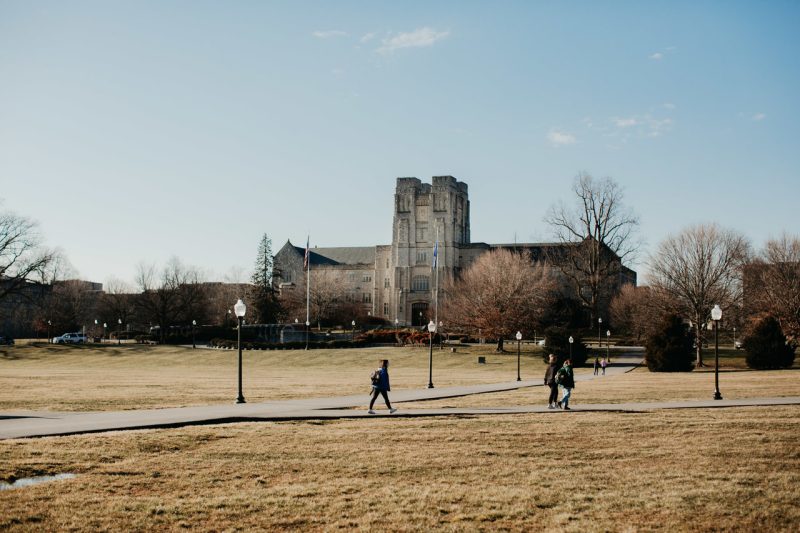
[374,367,390,391]
[544,363,558,386]
[557,364,575,389]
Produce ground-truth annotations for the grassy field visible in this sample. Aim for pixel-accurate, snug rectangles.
[0,342,552,412]
[2,344,799,530]
[1,408,798,531]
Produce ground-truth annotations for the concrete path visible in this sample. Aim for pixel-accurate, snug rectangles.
[3,354,796,440]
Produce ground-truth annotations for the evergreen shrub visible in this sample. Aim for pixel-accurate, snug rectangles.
[744,316,796,370]
[644,314,694,372]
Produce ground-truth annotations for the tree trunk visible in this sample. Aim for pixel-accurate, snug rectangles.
[695,324,704,367]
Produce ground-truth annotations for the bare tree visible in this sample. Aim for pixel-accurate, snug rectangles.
[648,224,751,366]
[135,258,208,342]
[281,269,349,328]
[545,173,640,323]
[0,205,56,304]
[609,284,678,344]
[99,277,137,330]
[443,249,556,351]
[747,233,800,343]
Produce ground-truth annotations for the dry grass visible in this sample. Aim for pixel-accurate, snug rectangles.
[0,343,549,412]
[399,366,800,409]
[1,407,798,531]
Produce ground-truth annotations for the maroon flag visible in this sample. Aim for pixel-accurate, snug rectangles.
[303,237,310,270]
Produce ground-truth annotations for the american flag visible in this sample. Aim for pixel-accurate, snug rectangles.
[304,237,310,270]
[432,240,438,268]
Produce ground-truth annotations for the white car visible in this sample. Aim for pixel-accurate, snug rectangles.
[53,332,87,344]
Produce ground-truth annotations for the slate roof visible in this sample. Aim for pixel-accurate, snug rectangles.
[289,244,377,266]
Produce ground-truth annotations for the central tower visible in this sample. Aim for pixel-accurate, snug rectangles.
[391,176,470,326]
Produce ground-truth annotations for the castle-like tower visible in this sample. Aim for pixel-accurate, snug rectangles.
[387,176,469,325]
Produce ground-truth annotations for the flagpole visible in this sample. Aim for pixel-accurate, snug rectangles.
[305,236,310,350]
[434,227,439,328]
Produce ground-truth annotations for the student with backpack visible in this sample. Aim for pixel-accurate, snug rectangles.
[368,359,397,414]
[556,359,575,410]
[601,357,608,375]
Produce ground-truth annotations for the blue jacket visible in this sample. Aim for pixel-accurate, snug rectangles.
[375,367,391,391]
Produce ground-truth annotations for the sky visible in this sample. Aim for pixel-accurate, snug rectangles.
[1,1,799,286]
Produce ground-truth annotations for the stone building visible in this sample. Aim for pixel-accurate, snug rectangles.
[274,176,636,327]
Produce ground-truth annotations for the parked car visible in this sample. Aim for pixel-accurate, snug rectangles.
[0,335,14,346]
[53,332,87,344]
[735,340,743,350]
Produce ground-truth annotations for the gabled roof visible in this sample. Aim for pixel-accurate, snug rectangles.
[279,240,376,266]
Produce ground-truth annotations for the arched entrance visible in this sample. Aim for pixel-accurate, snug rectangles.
[411,303,429,327]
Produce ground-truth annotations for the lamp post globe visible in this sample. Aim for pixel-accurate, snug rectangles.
[234,299,247,404]
[568,335,574,359]
[427,320,437,388]
[598,317,602,350]
[711,304,723,400]
[192,319,197,349]
[515,331,523,381]
[117,318,122,345]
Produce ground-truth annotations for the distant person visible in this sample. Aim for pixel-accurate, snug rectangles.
[368,359,397,414]
[556,359,575,410]
[601,357,608,375]
[593,356,600,375]
[544,354,559,409]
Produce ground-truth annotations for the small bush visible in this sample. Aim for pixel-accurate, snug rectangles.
[644,314,694,372]
[744,316,796,370]
[541,327,588,367]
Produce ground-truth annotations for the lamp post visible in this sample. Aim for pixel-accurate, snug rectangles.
[234,299,247,404]
[427,320,436,388]
[598,317,602,349]
[305,320,310,350]
[192,320,197,349]
[712,304,723,400]
[103,322,107,342]
[351,320,356,342]
[117,318,122,345]
[94,319,98,342]
[733,326,737,349]
[606,330,611,362]
[47,320,51,343]
[569,335,574,359]
[515,331,522,381]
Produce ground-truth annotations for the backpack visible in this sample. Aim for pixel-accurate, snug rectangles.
[370,369,380,385]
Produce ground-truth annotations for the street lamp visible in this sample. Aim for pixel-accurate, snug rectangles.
[103,322,107,342]
[733,326,737,349]
[598,317,602,349]
[305,320,310,350]
[711,304,723,400]
[117,318,122,345]
[47,320,51,343]
[569,335,574,359]
[394,318,399,328]
[515,331,522,381]
[234,298,247,404]
[192,319,197,349]
[427,320,437,388]
[351,320,356,342]
[606,329,611,362]
[94,319,98,341]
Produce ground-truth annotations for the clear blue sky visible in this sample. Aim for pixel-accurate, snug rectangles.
[2,1,798,285]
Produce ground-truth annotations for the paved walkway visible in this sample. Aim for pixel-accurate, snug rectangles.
[2,355,798,440]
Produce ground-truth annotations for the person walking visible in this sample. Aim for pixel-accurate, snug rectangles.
[601,357,608,375]
[368,359,397,414]
[544,354,559,409]
[593,356,600,375]
[556,359,575,410]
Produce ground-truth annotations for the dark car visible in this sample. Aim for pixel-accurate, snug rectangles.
[0,336,14,346]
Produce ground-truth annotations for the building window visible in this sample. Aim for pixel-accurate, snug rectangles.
[416,251,427,264]
[386,258,389,268]
[384,278,390,288]
[348,272,357,282]
[362,293,372,303]
[383,303,389,315]
[412,276,430,291]
[416,226,426,242]
[363,274,372,282]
